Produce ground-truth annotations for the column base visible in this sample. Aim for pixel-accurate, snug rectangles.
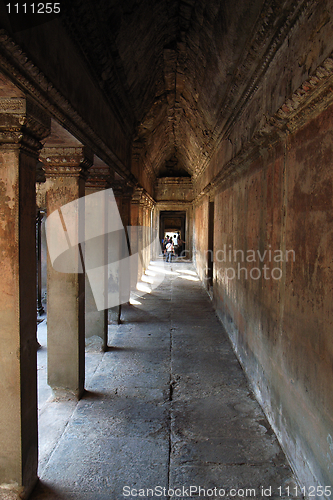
[51,387,84,401]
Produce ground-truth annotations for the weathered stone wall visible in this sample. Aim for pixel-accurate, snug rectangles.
[195,0,333,196]
[194,102,333,490]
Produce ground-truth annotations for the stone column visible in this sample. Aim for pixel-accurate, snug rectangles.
[36,210,45,316]
[147,202,153,265]
[121,187,133,230]
[0,94,50,499]
[41,146,92,399]
[142,203,148,272]
[108,180,128,323]
[141,194,155,271]
[152,206,160,259]
[131,187,144,282]
[85,166,110,351]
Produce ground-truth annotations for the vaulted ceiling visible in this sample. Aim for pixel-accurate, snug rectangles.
[61,0,305,179]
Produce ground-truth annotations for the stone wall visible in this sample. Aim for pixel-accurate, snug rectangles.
[194,101,333,490]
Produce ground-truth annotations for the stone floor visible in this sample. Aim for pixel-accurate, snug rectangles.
[31,260,302,500]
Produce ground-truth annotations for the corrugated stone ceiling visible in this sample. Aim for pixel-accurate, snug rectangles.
[62,0,301,179]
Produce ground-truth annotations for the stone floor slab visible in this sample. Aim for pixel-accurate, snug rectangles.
[31,260,301,500]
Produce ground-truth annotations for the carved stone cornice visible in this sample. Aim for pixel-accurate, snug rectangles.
[266,55,333,134]
[40,146,93,177]
[0,96,51,155]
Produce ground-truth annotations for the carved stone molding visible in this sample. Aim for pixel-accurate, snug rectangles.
[40,146,93,177]
[130,186,155,208]
[85,178,110,189]
[131,186,144,204]
[85,165,112,189]
[0,96,51,155]
[267,55,333,134]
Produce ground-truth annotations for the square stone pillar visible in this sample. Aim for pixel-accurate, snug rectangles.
[130,187,145,282]
[121,188,132,229]
[41,146,92,399]
[0,94,50,499]
[108,181,128,322]
[85,167,111,351]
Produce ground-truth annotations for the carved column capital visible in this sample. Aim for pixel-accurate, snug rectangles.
[0,96,51,155]
[131,186,155,208]
[111,179,126,198]
[86,165,112,189]
[40,146,93,178]
[131,186,144,204]
[122,185,134,200]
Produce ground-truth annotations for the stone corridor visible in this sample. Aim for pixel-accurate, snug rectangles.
[31,261,300,500]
